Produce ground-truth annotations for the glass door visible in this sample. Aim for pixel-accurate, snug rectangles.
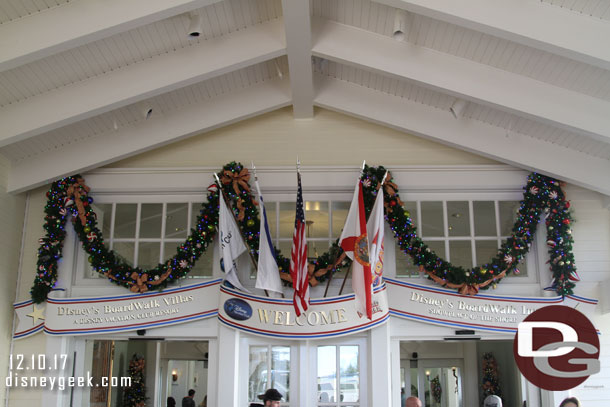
[405,359,463,407]
[314,338,367,407]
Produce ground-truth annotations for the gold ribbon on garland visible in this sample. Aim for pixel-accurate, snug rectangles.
[66,178,91,226]
[421,266,508,295]
[220,167,257,221]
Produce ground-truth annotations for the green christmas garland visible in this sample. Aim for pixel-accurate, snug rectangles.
[31,162,577,303]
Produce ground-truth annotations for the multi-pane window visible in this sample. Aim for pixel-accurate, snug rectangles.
[248,346,291,405]
[395,200,529,278]
[84,202,213,278]
[317,345,360,406]
[265,201,349,260]
[82,198,534,283]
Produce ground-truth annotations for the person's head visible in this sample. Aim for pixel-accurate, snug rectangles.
[167,396,176,407]
[559,397,580,407]
[257,388,283,407]
[405,396,422,407]
[188,389,196,398]
[483,395,503,407]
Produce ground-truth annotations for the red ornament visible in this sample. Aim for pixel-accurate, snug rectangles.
[390,200,397,207]
[562,219,570,225]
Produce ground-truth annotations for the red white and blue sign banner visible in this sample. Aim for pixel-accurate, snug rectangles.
[13,280,221,339]
[218,283,390,339]
[13,299,46,339]
[386,278,598,334]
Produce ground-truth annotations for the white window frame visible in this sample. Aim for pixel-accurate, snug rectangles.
[74,166,544,293]
[72,193,215,287]
[239,335,297,407]
[391,197,540,284]
[310,336,368,407]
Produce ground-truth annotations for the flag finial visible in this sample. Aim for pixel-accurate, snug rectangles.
[251,161,258,182]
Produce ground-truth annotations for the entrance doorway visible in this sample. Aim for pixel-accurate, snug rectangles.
[83,339,209,407]
[399,340,523,407]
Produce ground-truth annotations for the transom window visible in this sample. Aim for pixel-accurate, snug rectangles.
[395,200,530,278]
[264,201,349,260]
[81,197,535,282]
[83,202,213,278]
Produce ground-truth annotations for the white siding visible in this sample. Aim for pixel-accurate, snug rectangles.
[0,156,25,404]
[105,107,497,168]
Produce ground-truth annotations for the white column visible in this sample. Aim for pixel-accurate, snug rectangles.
[70,338,88,406]
[41,336,75,407]
[216,325,240,407]
[462,342,478,407]
[369,323,392,406]
[206,338,218,407]
[390,337,402,407]
[297,340,312,407]
[521,373,541,407]
[145,341,161,407]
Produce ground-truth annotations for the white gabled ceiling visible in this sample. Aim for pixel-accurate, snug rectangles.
[1,0,609,195]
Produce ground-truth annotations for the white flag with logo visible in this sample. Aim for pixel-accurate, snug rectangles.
[255,178,283,294]
[367,188,384,286]
[218,190,249,292]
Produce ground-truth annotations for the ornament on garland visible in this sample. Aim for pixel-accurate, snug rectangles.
[30,162,579,303]
[481,352,502,406]
[123,354,147,407]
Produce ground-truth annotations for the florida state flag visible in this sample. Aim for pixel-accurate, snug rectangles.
[339,180,372,319]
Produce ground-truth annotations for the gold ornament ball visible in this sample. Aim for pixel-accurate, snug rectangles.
[246,219,255,227]
[480,268,487,275]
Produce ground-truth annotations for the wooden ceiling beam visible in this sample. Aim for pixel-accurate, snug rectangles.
[315,75,610,196]
[0,0,223,72]
[312,19,610,144]
[375,0,610,70]
[8,78,291,193]
[0,19,286,148]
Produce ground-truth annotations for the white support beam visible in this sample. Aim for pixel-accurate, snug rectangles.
[0,19,286,148]
[374,0,610,70]
[281,0,314,118]
[314,75,610,196]
[8,78,292,193]
[0,0,222,72]
[312,19,610,144]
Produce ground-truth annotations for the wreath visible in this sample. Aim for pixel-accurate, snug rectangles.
[31,162,577,303]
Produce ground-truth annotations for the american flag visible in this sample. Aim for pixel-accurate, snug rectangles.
[289,171,310,316]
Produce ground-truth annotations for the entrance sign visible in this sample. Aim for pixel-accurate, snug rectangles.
[218,284,389,339]
[386,278,598,333]
[39,279,221,336]
[514,305,600,390]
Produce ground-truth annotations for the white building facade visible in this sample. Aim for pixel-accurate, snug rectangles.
[5,109,610,407]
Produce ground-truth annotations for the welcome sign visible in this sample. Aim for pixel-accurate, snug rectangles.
[385,278,598,333]
[13,279,221,338]
[218,284,390,339]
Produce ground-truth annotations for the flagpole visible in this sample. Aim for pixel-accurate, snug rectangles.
[326,160,367,297]
[251,162,281,298]
[213,173,260,274]
[339,264,352,295]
